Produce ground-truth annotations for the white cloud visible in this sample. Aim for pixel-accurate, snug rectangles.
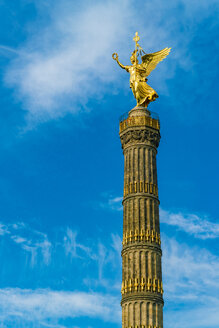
[108,196,123,211]
[0,223,9,236]
[11,235,27,243]
[111,233,122,256]
[1,230,218,328]
[0,221,52,266]
[63,228,92,259]
[160,208,219,239]
[1,216,219,327]
[163,237,219,295]
[4,0,218,125]
[22,244,38,267]
[165,302,219,328]
[4,0,134,124]
[0,288,120,325]
[0,45,21,56]
[63,228,78,258]
[83,236,122,290]
[0,220,121,289]
[35,239,52,265]
[162,236,219,327]
[99,194,123,211]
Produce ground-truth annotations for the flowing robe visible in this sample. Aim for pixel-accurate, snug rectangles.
[128,65,158,107]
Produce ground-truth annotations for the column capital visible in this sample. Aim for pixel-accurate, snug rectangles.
[120,127,160,149]
[119,109,160,150]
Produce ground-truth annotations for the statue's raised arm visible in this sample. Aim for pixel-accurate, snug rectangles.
[112,32,171,108]
[112,53,130,72]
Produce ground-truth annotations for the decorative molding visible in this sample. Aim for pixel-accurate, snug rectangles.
[120,129,161,149]
[121,277,163,295]
[121,244,162,257]
[123,194,160,204]
[122,229,161,246]
[124,182,158,197]
[120,115,160,133]
[124,326,161,328]
[120,110,163,327]
[121,293,164,305]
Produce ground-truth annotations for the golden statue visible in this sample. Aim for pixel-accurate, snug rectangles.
[112,32,171,107]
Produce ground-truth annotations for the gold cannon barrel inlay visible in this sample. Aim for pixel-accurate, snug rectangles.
[122,229,161,246]
[124,326,161,328]
[124,182,158,197]
[121,277,163,295]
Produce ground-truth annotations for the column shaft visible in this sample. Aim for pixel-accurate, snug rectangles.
[120,108,163,328]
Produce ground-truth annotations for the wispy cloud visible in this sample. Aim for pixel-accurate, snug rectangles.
[0,216,219,327]
[162,236,219,327]
[165,301,219,328]
[160,208,219,239]
[0,223,9,236]
[111,233,122,256]
[98,194,123,211]
[163,237,219,295]
[0,221,121,292]
[83,234,122,290]
[63,228,92,259]
[0,45,23,57]
[0,221,52,266]
[4,0,133,125]
[3,0,218,125]
[0,288,120,326]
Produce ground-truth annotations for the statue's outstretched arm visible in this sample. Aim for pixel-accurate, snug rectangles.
[112,53,129,72]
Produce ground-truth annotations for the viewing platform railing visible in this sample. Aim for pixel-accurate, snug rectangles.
[119,109,160,132]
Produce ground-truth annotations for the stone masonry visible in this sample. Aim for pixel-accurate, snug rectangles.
[119,107,163,328]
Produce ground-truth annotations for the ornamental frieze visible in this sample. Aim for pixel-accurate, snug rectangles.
[120,129,161,148]
[119,115,160,133]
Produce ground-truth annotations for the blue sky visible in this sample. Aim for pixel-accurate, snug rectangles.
[0,0,219,327]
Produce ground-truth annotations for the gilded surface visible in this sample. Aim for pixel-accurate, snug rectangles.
[119,108,163,325]
[122,229,161,246]
[113,32,171,107]
[124,326,161,328]
[120,115,160,133]
[121,278,163,295]
[123,181,158,197]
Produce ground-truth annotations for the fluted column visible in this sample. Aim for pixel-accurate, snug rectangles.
[120,108,163,328]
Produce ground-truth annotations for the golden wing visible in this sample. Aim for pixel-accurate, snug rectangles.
[141,47,171,77]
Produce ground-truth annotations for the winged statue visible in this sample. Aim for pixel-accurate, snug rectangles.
[112,32,171,107]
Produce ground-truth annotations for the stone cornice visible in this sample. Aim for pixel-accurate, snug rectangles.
[121,293,164,305]
[122,192,160,204]
[122,243,162,256]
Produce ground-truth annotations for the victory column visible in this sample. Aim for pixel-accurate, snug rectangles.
[113,32,171,328]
